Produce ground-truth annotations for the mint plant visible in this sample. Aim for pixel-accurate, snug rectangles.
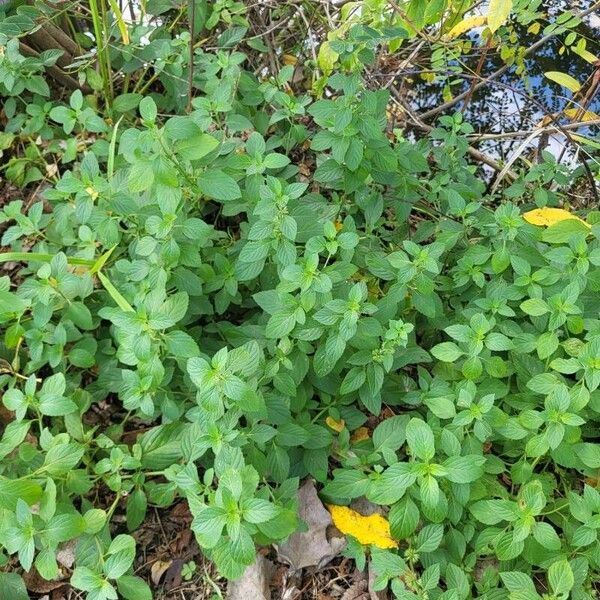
[1,1,600,598]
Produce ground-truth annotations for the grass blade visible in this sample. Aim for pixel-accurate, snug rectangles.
[106,0,130,45]
[97,271,134,312]
[0,252,94,266]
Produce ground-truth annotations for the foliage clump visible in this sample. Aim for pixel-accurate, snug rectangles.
[1,0,600,598]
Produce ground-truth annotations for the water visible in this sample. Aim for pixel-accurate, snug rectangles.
[408,0,600,171]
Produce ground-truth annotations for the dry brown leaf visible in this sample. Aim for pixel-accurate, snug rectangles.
[23,569,65,594]
[56,541,76,568]
[150,559,173,586]
[276,479,345,570]
[351,427,370,443]
[326,416,345,432]
[227,554,274,600]
[162,558,185,590]
[341,577,369,600]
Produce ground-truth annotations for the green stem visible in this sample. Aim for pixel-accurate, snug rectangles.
[89,0,113,105]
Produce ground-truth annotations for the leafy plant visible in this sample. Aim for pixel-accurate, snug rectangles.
[1,0,600,598]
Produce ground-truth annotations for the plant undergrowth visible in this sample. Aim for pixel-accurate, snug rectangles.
[1,0,600,599]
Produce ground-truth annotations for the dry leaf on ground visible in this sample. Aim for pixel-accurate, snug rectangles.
[227,554,274,600]
[351,427,370,443]
[276,479,346,570]
[150,559,173,586]
[341,576,369,600]
[56,541,76,569]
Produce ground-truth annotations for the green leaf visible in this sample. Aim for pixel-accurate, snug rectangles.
[377,463,417,504]
[139,96,157,121]
[373,415,409,452]
[431,342,463,362]
[71,567,106,593]
[520,298,549,316]
[470,499,518,524]
[545,71,582,93]
[198,169,241,201]
[116,576,152,600]
[0,573,29,600]
[164,330,200,357]
[389,496,419,540]
[415,523,443,553]
[442,455,486,483]
[406,418,435,461]
[575,443,600,468]
[43,443,84,475]
[241,498,279,523]
[0,478,43,510]
[126,489,147,531]
[532,521,561,550]
[0,421,30,460]
[104,534,136,579]
[0,290,28,315]
[263,153,290,169]
[548,560,574,596]
[98,271,135,313]
[175,133,219,161]
[112,93,142,113]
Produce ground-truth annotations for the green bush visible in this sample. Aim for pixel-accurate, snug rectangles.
[1,5,600,599]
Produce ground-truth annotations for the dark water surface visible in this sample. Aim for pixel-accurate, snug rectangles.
[408,0,600,166]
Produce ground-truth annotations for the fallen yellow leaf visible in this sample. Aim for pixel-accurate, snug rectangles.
[523,207,590,228]
[351,427,370,443]
[326,416,345,432]
[327,505,398,549]
[447,15,487,39]
[283,54,298,66]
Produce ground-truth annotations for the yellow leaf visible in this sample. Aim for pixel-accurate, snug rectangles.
[572,46,600,64]
[283,54,297,66]
[523,207,590,228]
[447,15,487,39]
[326,416,345,432]
[563,108,600,122]
[351,427,370,443]
[487,0,512,33]
[328,505,398,549]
